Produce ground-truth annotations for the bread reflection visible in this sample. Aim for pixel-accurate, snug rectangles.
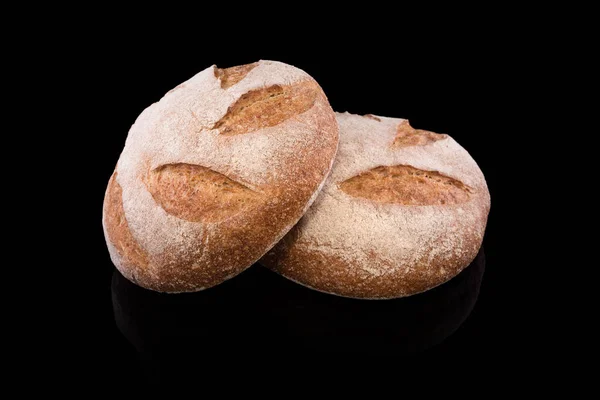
[112,247,485,362]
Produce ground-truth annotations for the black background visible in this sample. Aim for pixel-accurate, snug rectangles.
[56,33,529,389]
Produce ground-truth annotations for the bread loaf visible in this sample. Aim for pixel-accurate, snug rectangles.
[103,60,339,292]
[261,112,490,299]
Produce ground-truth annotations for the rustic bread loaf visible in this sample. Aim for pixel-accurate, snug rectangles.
[261,112,490,299]
[103,60,338,292]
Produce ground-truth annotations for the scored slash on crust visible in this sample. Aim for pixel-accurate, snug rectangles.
[213,82,319,136]
[393,120,447,147]
[145,163,264,223]
[339,165,472,206]
[214,62,258,89]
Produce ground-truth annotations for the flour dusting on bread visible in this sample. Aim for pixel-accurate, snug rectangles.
[104,60,339,292]
[262,112,490,299]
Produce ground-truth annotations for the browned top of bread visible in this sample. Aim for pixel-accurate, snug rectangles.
[262,112,490,299]
[339,164,473,206]
[214,63,258,89]
[103,61,338,292]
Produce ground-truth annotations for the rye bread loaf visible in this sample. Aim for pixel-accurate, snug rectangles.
[103,60,338,292]
[261,112,490,299]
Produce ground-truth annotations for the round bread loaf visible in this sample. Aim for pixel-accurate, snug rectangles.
[261,112,490,299]
[103,60,338,292]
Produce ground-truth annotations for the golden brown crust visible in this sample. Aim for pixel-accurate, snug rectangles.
[262,214,484,299]
[261,112,490,299]
[214,62,258,89]
[103,172,152,285]
[213,81,318,136]
[103,61,339,293]
[146,163,264,223]
[338,165,472,206]
[393,120,446,147]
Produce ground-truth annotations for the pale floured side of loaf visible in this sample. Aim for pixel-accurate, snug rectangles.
[261,112,490,299]
[103,60,338,292]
